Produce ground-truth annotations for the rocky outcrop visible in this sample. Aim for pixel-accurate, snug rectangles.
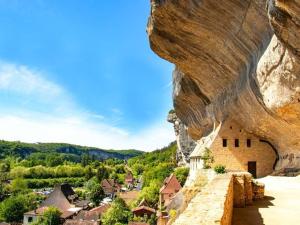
[148,0,300,171]
[167,110,196,165]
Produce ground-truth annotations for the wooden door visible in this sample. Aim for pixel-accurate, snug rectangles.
[248,161,257,178]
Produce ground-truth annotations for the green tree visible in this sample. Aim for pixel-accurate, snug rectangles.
[89,184,105,206]
[174,167,190,186]
[11,178,28,194]
[139,180,160,208]
[46,154,63,167]
[85,166,94,181]
[32,207,61,225]
[42,207,61,225]
[0,195,27,222]
[85,177,99,192]
[101,197,132,225]
[132,164,144,176]
[96,165,109,182]
[81,153,90,167]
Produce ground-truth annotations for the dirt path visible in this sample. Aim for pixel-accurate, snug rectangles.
[232,176,300,225]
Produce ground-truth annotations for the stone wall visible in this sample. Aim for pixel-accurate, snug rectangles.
[172,172,263,225]
[210,120,277,178]
[172,174,233,225]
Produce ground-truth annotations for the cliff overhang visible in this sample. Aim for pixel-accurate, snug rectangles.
[148,0,300,171]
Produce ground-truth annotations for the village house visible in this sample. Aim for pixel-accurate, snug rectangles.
[132,199,156,218]
[159,174,182,208]
[190,120,277,178]
[63,203,110,225]
[125,171,135,188]
[23,184,88,225]
[100,179,121,198]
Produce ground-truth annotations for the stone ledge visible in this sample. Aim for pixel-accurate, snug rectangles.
[172,172,264,225]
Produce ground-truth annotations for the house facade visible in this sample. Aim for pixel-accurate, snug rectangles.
[101,179,121,198]
[125,171,134,188]
[190,120,277,178]
[159,174,182,208]
[23,184,84,225]
[64,203,110,225]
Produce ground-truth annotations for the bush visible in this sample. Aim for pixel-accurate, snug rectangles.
[174,167,189,186]
[139,180,160,208]
[0,195,27,222]
[214,165,226,174]
[101,197,133,225]
[201,148,214,169]
[89,185,105,206]
[11,178,28,194]
[31,206,61,225]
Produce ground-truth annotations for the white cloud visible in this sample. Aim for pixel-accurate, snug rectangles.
[0,61,174,151]
[0,61,63,98]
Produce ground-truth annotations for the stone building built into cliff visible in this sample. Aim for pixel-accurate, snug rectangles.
[190,120,277,178]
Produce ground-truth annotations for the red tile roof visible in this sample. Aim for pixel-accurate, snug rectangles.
[101,179,121,194]
[132,205,156,217]
[73,203,110,221]
[159,174,182,194]
[89,204,110,213]
[125,172,134,183]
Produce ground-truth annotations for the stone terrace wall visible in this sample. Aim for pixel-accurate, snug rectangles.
[172,172,262,225]
[173,174,233,225]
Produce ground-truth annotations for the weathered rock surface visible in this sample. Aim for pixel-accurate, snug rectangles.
[167,111,196,165]
[148,0,300,171]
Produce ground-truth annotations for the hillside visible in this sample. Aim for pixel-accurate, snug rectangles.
[0,140,144,161]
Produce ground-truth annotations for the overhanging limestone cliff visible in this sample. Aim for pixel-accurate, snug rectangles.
[148,0,300,171]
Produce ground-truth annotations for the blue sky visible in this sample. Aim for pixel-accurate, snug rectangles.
[0,0,175,151]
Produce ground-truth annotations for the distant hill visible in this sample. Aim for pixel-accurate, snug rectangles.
[0,140,144,161]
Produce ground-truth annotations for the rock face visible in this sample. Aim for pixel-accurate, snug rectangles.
[167,111,196,166]
[148,0,300,171]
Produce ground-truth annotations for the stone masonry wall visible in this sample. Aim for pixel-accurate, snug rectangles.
[210,120,277,178]
[173,174,233,225]
[172,172,263,225]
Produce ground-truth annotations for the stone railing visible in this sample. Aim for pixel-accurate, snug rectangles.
[172,172,264,225]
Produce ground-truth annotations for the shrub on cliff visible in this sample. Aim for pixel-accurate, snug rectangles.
[202,148,214,169]
[214,165,226,174]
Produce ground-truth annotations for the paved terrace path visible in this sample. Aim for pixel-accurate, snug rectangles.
[233,176,300,225]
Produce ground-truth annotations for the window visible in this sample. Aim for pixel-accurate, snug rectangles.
[28,217,33,223]
[235,139,239,147]
[222,139,227,147]
[247,139,251,147]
